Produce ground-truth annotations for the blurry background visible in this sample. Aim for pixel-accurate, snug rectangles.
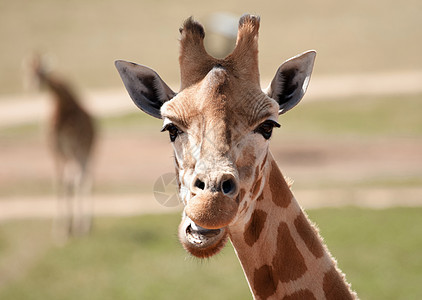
[0,0,421,299]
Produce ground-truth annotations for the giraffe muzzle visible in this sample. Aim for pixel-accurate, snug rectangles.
[185,172,239,229]
[191,172,239,197]
[184,190,239,230]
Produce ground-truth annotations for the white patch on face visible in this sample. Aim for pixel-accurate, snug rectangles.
[162,117,172,128]
[188,127,202,166]
[230,129,270,195]
[175,128,202,206]
[178,170,191,205]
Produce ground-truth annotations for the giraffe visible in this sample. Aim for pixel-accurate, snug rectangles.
[26,54,96,238]
[115,15,357,299]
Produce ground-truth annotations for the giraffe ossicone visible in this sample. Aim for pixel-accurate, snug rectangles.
[116,14,357,300]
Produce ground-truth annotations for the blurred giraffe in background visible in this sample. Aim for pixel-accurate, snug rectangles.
[24,54,96,239]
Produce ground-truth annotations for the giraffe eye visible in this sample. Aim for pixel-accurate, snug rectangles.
[161,123,183,142]
[254,120,280,140]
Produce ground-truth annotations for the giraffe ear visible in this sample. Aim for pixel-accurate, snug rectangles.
[265,51,316,114]
[115,60,176,119]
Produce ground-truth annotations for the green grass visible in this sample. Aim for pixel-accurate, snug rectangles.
[291,176,422,191]
[312,207,422,300]
[0,214,250,300]
[98,111,162,134]
[0,208,422,299]
[0,220,53,290]
[279,93,422,139]
[0,123,41,138]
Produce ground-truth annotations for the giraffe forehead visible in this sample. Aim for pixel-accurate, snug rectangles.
[162,74,278,131]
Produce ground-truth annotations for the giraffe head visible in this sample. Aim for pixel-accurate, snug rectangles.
[116,15,315,258]
[22,52,52,91]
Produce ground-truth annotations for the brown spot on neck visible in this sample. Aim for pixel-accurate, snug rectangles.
[294,212,325,259]
[244,209,267,247]
[273,222,307,283]
[253,264,277,299]
[269,161,292,208]
[282,289,316,300]
[323,267,355,300]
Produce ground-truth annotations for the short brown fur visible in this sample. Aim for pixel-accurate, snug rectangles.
[282,289,317,300]
[269,161,292,208]
[273,222,308,283]
[253,264,277,299]
[244,209,267,247]
[294,212,325,259]
[323,267,355,300]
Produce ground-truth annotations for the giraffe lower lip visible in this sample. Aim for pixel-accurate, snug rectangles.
[179,217,229,258]
[186,223,223,246]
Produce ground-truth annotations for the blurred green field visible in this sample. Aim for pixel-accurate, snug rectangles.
[281,94,422,139]
[1,0,422,95]
[0,208,421,300]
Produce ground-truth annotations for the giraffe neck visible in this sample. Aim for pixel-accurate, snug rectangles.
[38,72,82,113]
[228,153,356,300]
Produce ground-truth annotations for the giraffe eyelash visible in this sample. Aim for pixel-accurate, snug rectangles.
[254,120,280,140]
[161,123,184,142]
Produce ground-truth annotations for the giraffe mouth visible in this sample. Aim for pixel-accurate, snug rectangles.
[186,222,223,245]
[179,217,228,258]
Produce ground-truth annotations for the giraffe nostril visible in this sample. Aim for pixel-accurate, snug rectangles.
[194,178,205,190]
[222,178,236,195]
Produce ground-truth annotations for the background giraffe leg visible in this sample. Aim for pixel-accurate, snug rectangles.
[66,168,77,237]
[72,165,93,236]
[80,167,94,235]
[52,161,74,243]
